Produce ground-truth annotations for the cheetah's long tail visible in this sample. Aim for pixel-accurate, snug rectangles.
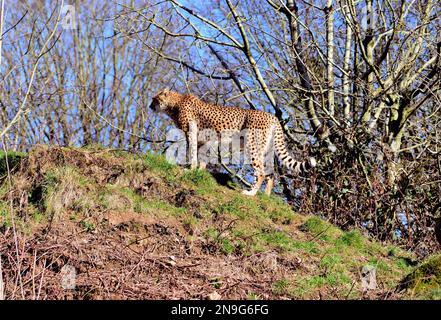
[273,122,316,174]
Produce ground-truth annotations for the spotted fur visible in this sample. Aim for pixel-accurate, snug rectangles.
[149,89,316,196]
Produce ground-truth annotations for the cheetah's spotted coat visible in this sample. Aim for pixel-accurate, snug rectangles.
[149,89,316,196]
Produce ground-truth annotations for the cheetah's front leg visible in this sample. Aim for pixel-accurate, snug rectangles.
[242,174,265,196]
[188,120,198,169]
[242,159,266,196]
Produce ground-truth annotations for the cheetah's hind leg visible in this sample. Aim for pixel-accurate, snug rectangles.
[198,161,207,170]
[241,128,268,196]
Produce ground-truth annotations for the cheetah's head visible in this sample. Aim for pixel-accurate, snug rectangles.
[149,88,179,113]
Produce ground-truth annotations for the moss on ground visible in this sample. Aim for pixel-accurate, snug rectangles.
[0,151,26,176]
[399,255,441,300]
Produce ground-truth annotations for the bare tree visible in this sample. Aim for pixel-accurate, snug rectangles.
[0,0,439,254]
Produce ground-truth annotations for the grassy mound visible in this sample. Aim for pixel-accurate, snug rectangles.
[0,145,434,300]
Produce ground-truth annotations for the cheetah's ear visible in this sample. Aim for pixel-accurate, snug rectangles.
[155,88,169,96]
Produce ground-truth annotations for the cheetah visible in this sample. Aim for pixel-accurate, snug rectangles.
[149,89,316,196]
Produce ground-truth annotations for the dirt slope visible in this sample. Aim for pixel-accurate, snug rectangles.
[0,145,436,299]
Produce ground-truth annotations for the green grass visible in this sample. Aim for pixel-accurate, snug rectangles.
[215,196,252,219]
[247,292,260,300]
[272,279,289,295]
[301,216,342,240]
[257,194,293,224]
[116,186,186,217]
[337,230,365,249]
[143,153,178,183]
[180,168,217,194]
[290,272,352,298]
[204,227,244,255]
[0,200,11,228]
[80,220,96,232]
[258,230,295,251]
